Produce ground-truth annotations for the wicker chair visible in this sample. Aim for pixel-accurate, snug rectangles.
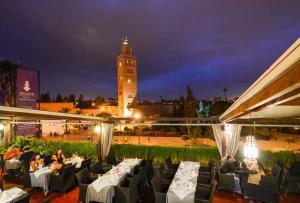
[244,175,280,203]
[137,165,148,197]
[198,160,217,176]
[89,161,110,175]
[75,158,91,173]
[285,175,300,195]
[106,155,118,166]
[146,158,154,185]
[165,156,179,171]
[159,164,175,181]
[15,195,30,203]
[217,169,235,193]
[0,177,3,190]
[75,167,97,203]
[151,175,170,203]
[195,183,216,203]
[197,167,216,188]
[114,176,140,203]
[49,164,76,194]
[20,163,31,188]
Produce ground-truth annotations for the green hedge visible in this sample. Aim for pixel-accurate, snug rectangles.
[14,137,297,169]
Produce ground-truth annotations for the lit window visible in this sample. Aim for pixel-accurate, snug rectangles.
[128,79,131,83]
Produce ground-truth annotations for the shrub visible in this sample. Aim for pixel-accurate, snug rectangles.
[13,137,297,169]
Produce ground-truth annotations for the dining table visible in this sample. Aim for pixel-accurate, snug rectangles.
[166,161,200,203]
[0,187,28,203]
[85,158,141,203]
[30,165,53,195]
[4,158,22,170]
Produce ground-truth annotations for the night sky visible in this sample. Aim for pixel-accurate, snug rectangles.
[1,1,300,100]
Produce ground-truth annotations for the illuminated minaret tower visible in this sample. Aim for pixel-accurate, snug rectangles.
[117,37,137,117]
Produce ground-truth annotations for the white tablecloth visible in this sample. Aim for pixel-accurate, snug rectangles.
[5,158,22,170]
[86,158,141,203]
[167,161,200,203]
[0,187,28,203]
[30,166,52,195]
[64,157,84,168]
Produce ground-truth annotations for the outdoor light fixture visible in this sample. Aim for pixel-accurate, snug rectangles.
[244,135,259,160]
[133,113,141,120]
[0,122,4,131]
[94,125,101,133]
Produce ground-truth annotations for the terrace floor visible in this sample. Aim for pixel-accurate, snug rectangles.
[3,176,300,203]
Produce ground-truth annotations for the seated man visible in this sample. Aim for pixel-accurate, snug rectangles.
[3,145,21,161]
[221,155,242,194]
[220,155,237,174]
[19,146,34,164]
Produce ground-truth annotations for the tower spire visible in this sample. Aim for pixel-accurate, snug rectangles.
[123,36,128,45]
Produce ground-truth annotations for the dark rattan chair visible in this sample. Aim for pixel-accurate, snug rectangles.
[49,164,76,194]
[90,161,110,175]
[75,158,91,173]
[164,156,179,171]
[106,155,118,166]
[159,164,175,181]
[151,175,170,203]
[75,167,97,203]
[195,183,216,203]
[114,175,140,203]
[217,169,235,193]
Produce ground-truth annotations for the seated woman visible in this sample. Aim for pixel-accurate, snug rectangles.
[245,159,265,185]
[30,153,44,172]
[55,148,66,161]
[51,157,64,174]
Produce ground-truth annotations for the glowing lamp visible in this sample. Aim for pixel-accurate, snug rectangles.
[0,123,4,131]
[94,125,101,133]
[244,135,259,159]
[133,113,141,120]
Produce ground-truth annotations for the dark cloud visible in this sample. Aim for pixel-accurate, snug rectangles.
[0,0,300,100]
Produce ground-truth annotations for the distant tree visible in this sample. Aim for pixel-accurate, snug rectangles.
[184,85,197,117]
[184,85,197,137]
[56,94,63,102]
[172,96,184,117]
[68,94,76,104]
[63,96,68,102]
[210,100,232,116]
[40,92,51,103]
[94,96,105,106]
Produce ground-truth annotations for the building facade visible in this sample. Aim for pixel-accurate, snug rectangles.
[117,38,137,117]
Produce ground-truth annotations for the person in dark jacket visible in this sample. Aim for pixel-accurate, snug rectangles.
[221,155,237,174]
[19,146,35,164]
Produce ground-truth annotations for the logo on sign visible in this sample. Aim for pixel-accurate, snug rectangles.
[24,81,31,92]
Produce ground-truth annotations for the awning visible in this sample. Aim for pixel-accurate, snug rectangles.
[0,106,104,122]
[220,38,300,124]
